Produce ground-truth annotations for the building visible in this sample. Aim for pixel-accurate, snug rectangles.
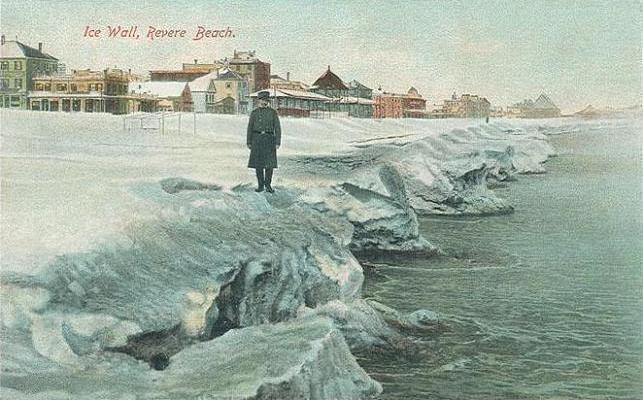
[508,93,560,118]
[373,87,401,118]
[309,66,349,99]
[505,100,530,118]
[309,67,373,118]
[56,62,67,75]
[150,59,225,82]
[333,96,374,118]
[346,79,372,99]
[431,92,490,118]
[189,72,217,113]
[190,68,248,114]
[270,72,309,91]
[529,93,561,118]
[150,69,209,82]
[129,81,192,112]
[211,68,248,114]
[224,50,270,92]
[373,86,428,118]
[249,88,332,117]
[1,36,58,109]
[490,106,504,117]
[182,59,224,73]
[29,68,152,114]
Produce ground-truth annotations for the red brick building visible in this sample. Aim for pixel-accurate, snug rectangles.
[373,86,427,118]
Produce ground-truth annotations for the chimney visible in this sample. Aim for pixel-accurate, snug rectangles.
[1,35,5,45]
[286,72,290,81]
[38,42,42,52]
[327,65,330,71]
[194,59,198,64]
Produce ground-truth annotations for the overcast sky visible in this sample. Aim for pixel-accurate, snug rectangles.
[1,0,640,112]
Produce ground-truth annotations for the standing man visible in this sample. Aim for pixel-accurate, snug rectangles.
[247,91,281,193]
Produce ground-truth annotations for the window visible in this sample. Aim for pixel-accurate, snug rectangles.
[10,96,21,107]
[14,79,22,89]
[0,62,8,70]
[0,79,9,89]
[44,83,51,91]
[71,84,77,92]
[56,84,67,91]
[14,61,22,70]
[35,83,44,91]
[226,82,231,89]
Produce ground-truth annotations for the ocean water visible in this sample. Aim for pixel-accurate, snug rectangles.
[361,120,642,399]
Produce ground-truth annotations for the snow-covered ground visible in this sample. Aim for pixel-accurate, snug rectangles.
[1,109,618,399]
[1,110,570,272]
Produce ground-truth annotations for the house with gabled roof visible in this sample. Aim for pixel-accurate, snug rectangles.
[309,67,374,118]
[508,93,560,118]
[189,67,248,114]
[531,93,561,117]
[309,66,349,98]
[346,79,372,99]
[1,35,58,109]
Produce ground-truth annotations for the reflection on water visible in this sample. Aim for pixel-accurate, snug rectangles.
[361,122,642,399]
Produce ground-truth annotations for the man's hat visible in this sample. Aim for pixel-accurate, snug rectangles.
[257,91,270,99]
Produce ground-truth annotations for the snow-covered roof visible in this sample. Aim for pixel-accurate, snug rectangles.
[216,68,244,80]
[533,93,559,110]
[189,72,217,92]
[129,81,188,97]
[333,96,374,105]
[1,40,58,60]
[312,67,349,90]
[346,80,372,91]
[189,68,244,92]
[249,89,332,101]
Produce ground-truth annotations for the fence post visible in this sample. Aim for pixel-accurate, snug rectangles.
[161,111,165,135]
[178,113,182,135]
[193,111,196,135]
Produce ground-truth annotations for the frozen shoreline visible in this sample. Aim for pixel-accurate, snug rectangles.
[1,110,614,399]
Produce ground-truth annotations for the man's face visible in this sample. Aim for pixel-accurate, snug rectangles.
[259,99,269,107]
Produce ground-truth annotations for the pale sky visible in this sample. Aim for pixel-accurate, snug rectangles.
[1,0,640,112]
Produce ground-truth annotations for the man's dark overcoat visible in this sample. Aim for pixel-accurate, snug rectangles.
[247,106,281,168]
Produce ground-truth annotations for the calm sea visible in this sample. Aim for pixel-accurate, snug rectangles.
[361,120,642,399]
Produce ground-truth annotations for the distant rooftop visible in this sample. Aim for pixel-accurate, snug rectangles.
[130,81,188,97]
[0,40,58,60]
[312,66,349,90]
[249,88,332,101]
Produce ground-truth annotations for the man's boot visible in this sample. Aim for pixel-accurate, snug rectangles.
[265,168,274,193]
[255,168,265,192]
